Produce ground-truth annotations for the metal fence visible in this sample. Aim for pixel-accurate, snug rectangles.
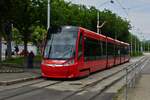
[124,57,148,100]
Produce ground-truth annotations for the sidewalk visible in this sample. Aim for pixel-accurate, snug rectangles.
[0,66,24,73]
[127,55,150,100]
[0,69,41,86]
[128,75,150,100]
[0,55,42,86]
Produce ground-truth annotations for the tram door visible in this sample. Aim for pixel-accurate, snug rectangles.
[77,32,89,76]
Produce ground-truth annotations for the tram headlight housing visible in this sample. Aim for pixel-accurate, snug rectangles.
[41,59,74,67]
[63,59,74,66]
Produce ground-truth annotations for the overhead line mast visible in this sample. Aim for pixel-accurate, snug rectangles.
[47,0,50,30]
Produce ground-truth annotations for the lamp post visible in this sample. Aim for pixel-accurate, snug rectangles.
[141,40,143,52]
[134,36,136,54]
[148,42,150,52]
[97,0,114,34]
[143,37,145,52]
[47,0,50,30]
[130,33,133,55]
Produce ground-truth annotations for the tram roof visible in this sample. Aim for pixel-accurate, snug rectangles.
[53,26,129,46]
[79,27,130,46]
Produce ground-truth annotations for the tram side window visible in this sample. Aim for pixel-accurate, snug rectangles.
[116,45,120,56]
[107,43,114,57]
[101,41,106,58]
[84,38,95,60]
[121,46,129,56]
[84,37,105,61]
[114,45,117,56]
[78,34,82,59]
[120,46,126,56]
[124,46,129,55]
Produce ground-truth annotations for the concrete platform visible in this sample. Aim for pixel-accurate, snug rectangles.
[0,69,41,86]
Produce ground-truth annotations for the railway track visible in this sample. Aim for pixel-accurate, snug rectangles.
[62,57,148,100]
[0,56,147,100]
[0,80,64,100]
[0,79,46,92]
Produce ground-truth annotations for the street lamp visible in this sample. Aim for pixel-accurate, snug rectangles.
[134,35,136,54]
[97,0,114,34]
[148,42,150,52]
[47,0,50,30]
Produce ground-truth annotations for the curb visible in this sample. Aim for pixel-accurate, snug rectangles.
[0,76,42,86]
[0,70,24,73]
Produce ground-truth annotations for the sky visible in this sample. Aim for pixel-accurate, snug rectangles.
[65,0,150,40]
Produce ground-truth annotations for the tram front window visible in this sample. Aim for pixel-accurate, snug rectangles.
[44,26,78,60]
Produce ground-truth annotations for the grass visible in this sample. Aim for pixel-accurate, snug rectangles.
[131,52,143,57]
[1,55,42,66]
[113,86,125,100]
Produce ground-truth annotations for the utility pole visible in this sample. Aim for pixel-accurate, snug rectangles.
[148,42,150,52]
[144,42,145,52]
[97,0,114,34]
[97,11,100,34]
[47,0,50,30]
[137,41,140,54]
[141,41,143,53]
[130,34,132,55]
[135,37,136,54]
[139,41,140,54]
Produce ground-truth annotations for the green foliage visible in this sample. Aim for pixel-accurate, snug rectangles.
[31,26,47,45]
[2,57,26,65]
[142,40,150,52]
[0,0,135,54]
[2,55,42,66]
[99,10,131,42]
[12,28,23,44]
[131,51,143,57]
[49,0,131,43]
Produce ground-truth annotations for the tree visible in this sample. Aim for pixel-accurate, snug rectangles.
[0,0,135,59]
[31,26,46,45]
[12,0,36,55]
[31,26,47,54]
[31,0,131,44]
[0,22,3,61]
[0,0,14,59]
[12,27,23,44]
[0,0,5,61]
[0,34,2,61]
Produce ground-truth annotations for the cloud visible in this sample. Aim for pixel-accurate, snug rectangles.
[130,12,150,40]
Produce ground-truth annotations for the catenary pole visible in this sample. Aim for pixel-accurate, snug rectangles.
[47,0,50,30]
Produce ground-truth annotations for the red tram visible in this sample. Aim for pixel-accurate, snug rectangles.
[41,26,130,78]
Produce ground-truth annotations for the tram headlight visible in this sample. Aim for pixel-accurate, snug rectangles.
[63,59,74,66]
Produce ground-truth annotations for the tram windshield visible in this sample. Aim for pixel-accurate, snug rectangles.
[44,26,78,60]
